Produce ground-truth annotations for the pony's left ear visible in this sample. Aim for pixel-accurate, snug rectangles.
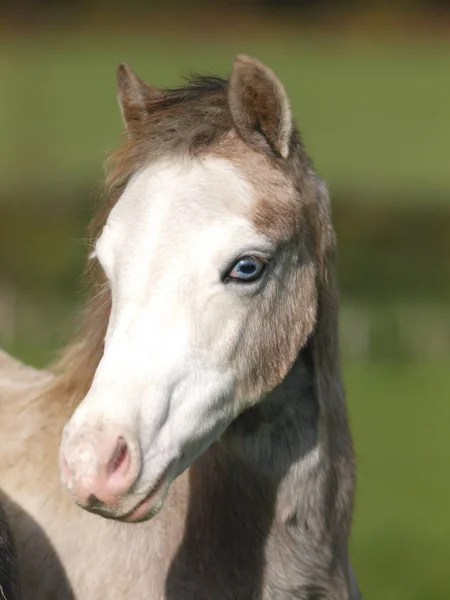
[116,63,162,134]
[228,55,292,159]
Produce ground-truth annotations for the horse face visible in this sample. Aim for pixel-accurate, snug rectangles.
[59,56,320,522]
[60,155,277,521]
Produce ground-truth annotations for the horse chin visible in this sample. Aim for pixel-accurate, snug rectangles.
[75,474,172,524]
[120,484,170,524]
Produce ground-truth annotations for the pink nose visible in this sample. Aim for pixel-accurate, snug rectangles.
[60,427,141,507]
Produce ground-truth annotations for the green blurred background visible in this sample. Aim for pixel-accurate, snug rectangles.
[0,1,449,597]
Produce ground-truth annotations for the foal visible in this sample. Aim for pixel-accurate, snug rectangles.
[0,55,360,599]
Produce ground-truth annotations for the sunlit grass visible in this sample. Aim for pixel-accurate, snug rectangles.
[346,361,450,599]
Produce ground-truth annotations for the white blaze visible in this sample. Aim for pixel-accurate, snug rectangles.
[65,155,271,497]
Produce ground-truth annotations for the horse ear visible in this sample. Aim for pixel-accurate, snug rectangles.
[116,63,162,134]
[228,55,292,159]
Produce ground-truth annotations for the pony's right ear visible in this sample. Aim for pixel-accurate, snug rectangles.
[116,63,162,134]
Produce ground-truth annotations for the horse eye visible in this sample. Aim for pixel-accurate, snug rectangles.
[226,256,267,283]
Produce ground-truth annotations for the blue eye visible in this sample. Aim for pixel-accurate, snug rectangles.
[226,256,267,283]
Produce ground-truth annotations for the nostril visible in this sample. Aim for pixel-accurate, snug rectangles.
[61,430,139,506]
[107,436,129,477]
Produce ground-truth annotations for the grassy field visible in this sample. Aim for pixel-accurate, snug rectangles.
[347,362,450,600]
[1,27,450,599]
[1,31,450,202]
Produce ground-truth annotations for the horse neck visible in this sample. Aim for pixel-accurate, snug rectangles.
[168,351,355,596]
[219,350,322,524]
[221,348,354,548]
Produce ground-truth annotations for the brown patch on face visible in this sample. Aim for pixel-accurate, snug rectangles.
[213,132,329,405]
[213,131,308,241]
[238,252,318,403]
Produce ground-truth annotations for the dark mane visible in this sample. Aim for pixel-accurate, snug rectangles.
[104,73,232,195]
[163,74,229,105]
[150,74,232,154]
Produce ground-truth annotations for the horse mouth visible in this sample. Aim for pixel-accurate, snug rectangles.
[119,466,172,523]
